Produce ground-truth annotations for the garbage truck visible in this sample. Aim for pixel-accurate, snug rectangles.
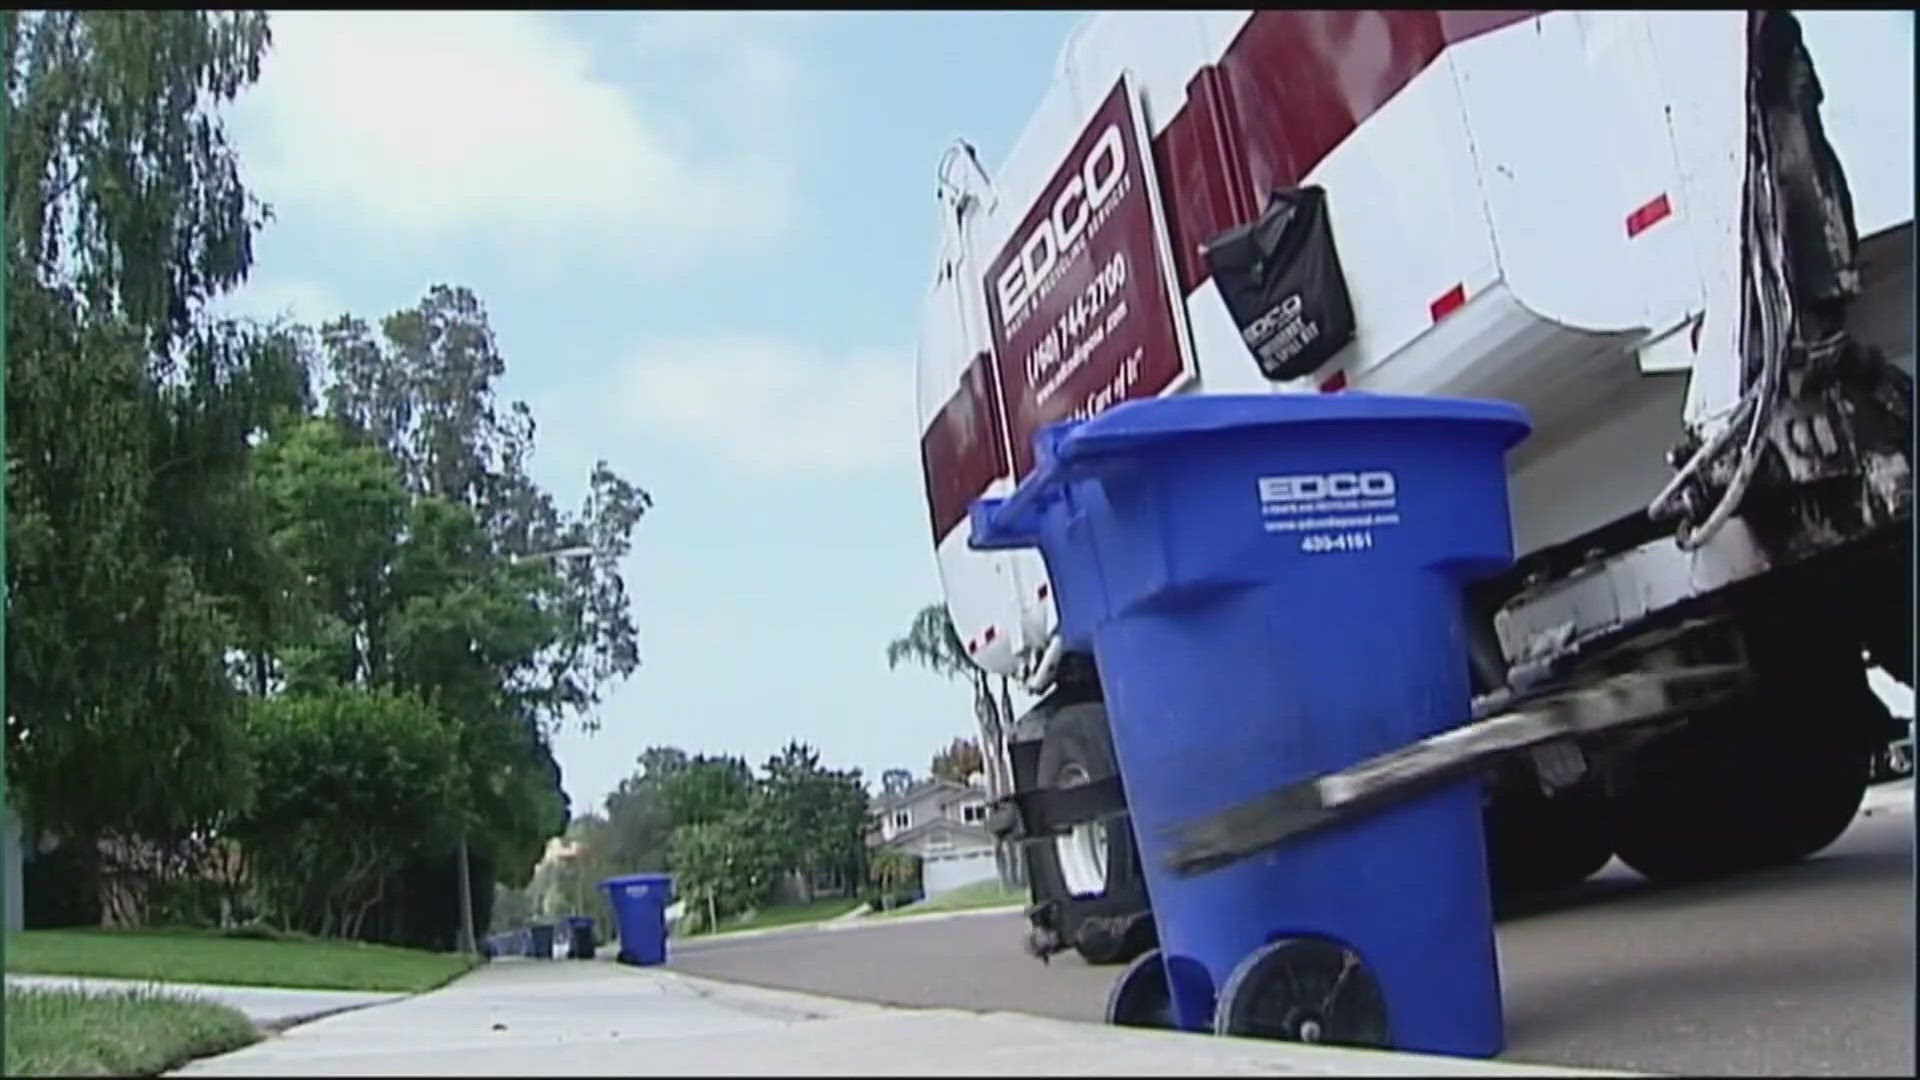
[912,9,1913,965]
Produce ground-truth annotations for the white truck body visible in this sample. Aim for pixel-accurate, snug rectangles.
[914,10,1913,684]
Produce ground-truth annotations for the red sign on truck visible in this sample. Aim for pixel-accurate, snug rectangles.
[984,74,1195,480]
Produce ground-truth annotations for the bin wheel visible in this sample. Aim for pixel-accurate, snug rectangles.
[1105,948,1177,1029]
[1213,937,1390,1049]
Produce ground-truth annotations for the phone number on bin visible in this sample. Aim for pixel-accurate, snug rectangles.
[1300,531,1374,554]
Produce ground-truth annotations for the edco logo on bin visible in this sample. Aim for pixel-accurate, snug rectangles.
[1258,470,1397,503]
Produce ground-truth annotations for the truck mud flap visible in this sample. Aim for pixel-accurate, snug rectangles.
[1161,665,1746,878]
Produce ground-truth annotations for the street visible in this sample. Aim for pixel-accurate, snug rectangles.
[669,783,1913,1077]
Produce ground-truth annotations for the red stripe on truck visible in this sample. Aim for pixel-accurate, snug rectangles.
[1429,284,1468,323]
[1625,193,1672,238]
[1161,10,1540,294]
[921,350,1013,541]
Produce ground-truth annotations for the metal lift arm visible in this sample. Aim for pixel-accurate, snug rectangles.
[1162,665,1748,878]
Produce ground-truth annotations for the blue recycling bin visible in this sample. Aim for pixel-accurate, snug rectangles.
[525,922,555,959]
[971,393,1529,1059]
[601,873,673,966]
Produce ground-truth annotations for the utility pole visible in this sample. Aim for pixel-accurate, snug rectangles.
[455,831,477,955]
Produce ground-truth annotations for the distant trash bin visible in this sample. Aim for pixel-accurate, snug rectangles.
[525,922,555,960]
[972,393,1529,1059]
[564,915,596,960]
[600,873,673,966]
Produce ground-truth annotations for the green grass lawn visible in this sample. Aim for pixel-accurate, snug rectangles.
[5,984,260,1077]
[5,928,478,993]
[699,897,865,936]
[874,879,1026,919]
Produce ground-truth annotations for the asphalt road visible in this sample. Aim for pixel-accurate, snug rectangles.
[669,783,1914,1077]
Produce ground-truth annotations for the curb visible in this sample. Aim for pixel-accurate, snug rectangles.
[838,901,1028,929]
[652,968,1645,1078]
[253,996,405,1036]
[674,900,1028,945]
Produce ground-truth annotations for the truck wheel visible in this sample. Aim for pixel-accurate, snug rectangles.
[1026,701,1152,966]
[1606,652,1872,884]
[1483,783,1613,908]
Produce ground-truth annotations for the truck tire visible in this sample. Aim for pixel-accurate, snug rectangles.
[1025,701,1154,966]
[1606,646,1872,885]
[1483,783,1613,908]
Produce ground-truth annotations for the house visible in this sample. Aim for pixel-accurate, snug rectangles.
[867,777,999,898]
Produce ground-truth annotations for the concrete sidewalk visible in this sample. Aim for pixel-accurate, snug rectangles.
[6,973,403,1031]
[173,957,1640,1077]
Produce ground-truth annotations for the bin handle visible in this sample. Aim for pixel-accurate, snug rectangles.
[968,450,1073,552]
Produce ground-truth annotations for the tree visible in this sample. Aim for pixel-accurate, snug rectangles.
[305,285,652,937]
[246,415,410,691]
[247,409,584,931]
[318,286,651,736]
[3,11,304,884]
[929,738,985,786]
[534,813,619,929]
[661,756,755,830]
[4,11,272,359]
[232,688,462,938]
[596,749,684,877]
[885,603,1014,799]
[865,851,921,912]
[757,742,870,905]
[883,603,972,681]
[668,809,783,930]
[885,603,1020,886]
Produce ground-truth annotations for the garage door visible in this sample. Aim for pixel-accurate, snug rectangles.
[922,847,1000,897]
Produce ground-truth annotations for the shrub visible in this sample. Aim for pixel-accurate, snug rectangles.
[231,688,461,938]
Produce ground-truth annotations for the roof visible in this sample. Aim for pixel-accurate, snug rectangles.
[871,816,995,853]
[871,776,982,813]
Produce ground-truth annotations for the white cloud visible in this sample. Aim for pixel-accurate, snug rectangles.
[618,335,917,475]
[230,11,810,259]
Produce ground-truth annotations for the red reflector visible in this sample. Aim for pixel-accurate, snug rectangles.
[1319,371,1348,393]
[1037,583,1050,600]
[1626,194,1672,238]
[1429,284,1467,323]
[982,625,997,644]
[966,639,978,654]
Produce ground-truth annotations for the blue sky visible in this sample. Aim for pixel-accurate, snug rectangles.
[217,11,1084,814]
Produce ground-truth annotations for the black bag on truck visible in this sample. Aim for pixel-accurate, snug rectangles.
[1202,185,1356,382]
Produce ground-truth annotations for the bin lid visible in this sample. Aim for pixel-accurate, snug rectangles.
[600,873,673,889]
[1059,393,1530,464]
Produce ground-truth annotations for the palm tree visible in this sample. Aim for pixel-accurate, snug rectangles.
[885,603,1024,887]
[883,603,972,681]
